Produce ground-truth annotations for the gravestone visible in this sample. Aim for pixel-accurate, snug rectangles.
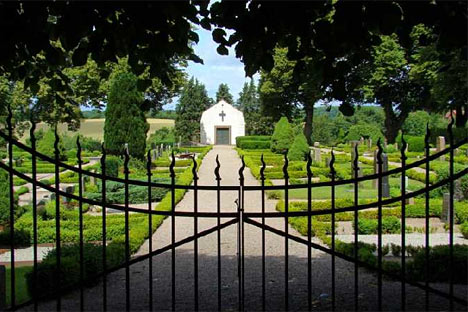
[384,138,388,148]
[405,192,415,205]
[50,193,56,201]
[14,158,22,167]
[64,185,74,204]
[314,142,320,147]
[90,170,97,186]
[367,138,372,150]
[325,157,331,168]
[313,148,321,163]
[151,142,156,150]
[381,154,390,197]
[437,136,446,161]
[152,150,158,162]
[441,193,451,223]
[81,176,87,192]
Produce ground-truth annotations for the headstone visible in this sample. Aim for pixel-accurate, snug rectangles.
[152,150,158,162]
[394,143,398,150]
[325,157,331,167]
[360,137,365,144]
[441,193,451,223]
[437,136,446,161]
[160,143,164,152]
[90,170,97,186]
[15,158,22,167]
[64,186,74,204]
[81,176,87,192]
[151,143,156,150]
[367,138,372,150]
[313,148,321,163]
[382,154,390,197]
[400,176,409,190]
[314,142,320,147]
[405,192,415,205]
[50,193,56,201]
[384,138,388,148]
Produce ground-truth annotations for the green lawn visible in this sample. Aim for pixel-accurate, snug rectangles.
[6,266,32,307]
[20,118,174,141]
[286,177,425,200]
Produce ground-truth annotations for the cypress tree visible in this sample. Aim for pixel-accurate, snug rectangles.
[104,72,149,159]
[287,132,309,161]
[175,78,211,143]
[270,117,294,154]
[215,83,234,104]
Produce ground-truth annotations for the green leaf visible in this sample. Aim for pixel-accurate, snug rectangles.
[216,45,229,55]
[212,28,227,44]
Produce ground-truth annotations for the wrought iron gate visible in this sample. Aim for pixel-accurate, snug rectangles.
[0,109,467,311]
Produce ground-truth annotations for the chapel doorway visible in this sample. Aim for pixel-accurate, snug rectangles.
[215,126,230,145]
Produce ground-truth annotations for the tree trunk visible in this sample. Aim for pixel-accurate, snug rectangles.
[383,103,407,144]
[455,104,467,128]
[303,103,314,146]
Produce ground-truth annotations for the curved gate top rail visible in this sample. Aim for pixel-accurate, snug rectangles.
[0,112,467,311]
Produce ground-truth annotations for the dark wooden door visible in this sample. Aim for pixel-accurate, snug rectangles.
[216,127,230,145]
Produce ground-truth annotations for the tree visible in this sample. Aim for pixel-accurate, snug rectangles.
[270,117,294,154]
[0,170,11,225]
[259,47,325,145]
[237,80,273,135]
[104,72,149,159]
[288,132,309,161]
[215,83,234,104]
[361,35,430,143]
[175,78,211,143]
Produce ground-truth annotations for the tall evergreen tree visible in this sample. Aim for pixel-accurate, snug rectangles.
[237,79,274,135]
[104,72,149,159]
[175,78,211,143]
[215,83,234,104]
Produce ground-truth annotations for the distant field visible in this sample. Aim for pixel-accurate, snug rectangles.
[21,118,174,141]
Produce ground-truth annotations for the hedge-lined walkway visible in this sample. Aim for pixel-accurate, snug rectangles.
[29,146,465,311]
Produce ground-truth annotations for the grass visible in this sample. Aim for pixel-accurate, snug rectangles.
[20,119,174,141]
[285,177,425,200]
[5,266,32,306]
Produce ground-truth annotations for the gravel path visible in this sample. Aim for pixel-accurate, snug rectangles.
[24,146,466,311]
[0,246,54,263]
[336,233,468,247]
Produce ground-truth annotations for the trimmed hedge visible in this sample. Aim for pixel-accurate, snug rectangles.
[238,140,270,149]
[236,136,270,147]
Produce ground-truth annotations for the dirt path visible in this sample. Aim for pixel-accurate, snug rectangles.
[26,146,465,311]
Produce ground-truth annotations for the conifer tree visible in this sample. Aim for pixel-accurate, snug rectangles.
[270,117,294,154]
[287,132,309,161]
[175,78,211,143]
[104,72,149,159]
[215,83,234,104]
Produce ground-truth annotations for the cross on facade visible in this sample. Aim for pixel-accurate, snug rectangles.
[219,110,226,122]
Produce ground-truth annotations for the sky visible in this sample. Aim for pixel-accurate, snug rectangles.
[163,28,259,110]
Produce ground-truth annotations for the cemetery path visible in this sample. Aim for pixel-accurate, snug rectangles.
[28,146,466,311]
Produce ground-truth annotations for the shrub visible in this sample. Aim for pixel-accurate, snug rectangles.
[405,136,425,152]
[460,222,468,239]
[406,245,467,284]
[238,140,271,149]
[270,117,294,154]
[0,228,30,247]
[0,170,12,225]
[287,133,309,161]
[346,124,384,143]
[356,216,401,234]
[236,136,270,147]
[26,242,126,298]
[105,156,121,178]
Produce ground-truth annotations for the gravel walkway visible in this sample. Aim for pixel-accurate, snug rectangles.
[0,246,54,263]
[24,146,466,311]
[335,233,468,247]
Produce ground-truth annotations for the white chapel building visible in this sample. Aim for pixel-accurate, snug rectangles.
[200,100,245,145]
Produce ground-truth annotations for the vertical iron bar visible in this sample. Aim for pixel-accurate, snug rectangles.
[169,152,176,311]
[376,139,383,311]
[238,157,245,311]
[424,125,430,310]
[448,118,454,311]
[353,145,359,311]
[54,128,61,311]
[147,151,153,312]
[400,136,407,311]
[77,138,84,311]
[192,157,199,311]
[124,149,130,311]
[260,155,266,311]
[214,155,222,311]
[30,119,38,311]
[306,152,312,311]
[6,107,15,309]
[100,144,107,311]
[330,151,336,311]
[282,155,289,311]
